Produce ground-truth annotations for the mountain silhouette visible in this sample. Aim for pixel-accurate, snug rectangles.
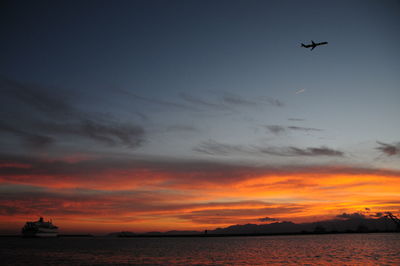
[108,216,397,237]
[209,217,396,235]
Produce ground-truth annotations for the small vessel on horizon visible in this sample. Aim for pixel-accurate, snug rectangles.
[22,217,58,237]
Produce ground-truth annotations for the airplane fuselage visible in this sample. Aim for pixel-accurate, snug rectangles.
[301,40,328,50]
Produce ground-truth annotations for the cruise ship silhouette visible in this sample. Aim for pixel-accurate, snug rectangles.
[22,217,58,237]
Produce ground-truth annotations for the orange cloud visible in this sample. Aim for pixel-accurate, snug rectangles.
[0,155,399,234]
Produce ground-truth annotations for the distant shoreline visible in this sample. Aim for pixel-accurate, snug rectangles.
[1,230,398,238]
[115,230,399,238]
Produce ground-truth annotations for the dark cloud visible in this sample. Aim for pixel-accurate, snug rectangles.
[376,141,400,156]
[0,205,18,215]
[0,78,75,119]
[39,120,145,147]
[265,125,286,135]
[288,126,323,132]
[336,212,366,219]
[194,140,344,157]
[258,146,344,157]
[258,217,279,222]
[265,125,322,135]
[0,121,54,149]
[22,134,54,149]
[287,146,343,156]
[0,78,145,149]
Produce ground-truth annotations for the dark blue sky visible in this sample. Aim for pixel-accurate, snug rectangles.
[1,0,400,163]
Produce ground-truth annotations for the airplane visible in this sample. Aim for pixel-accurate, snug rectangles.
[301,40,328,50]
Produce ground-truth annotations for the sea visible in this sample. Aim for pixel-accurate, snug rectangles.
[1,233,399,265]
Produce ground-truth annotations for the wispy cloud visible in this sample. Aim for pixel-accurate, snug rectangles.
[265,125,323,135]
[0,78,146,149]
[289,146,343,156]
[258,146,344,157]
[295,88,305,94]
[193,140,344,157]
[376,141,400,156]
[288,118,305,121]
[222,93,256,106]
[288,126,323,132]
[0,121,54,149]
[223,93,284,107]
[180,92,285,111]
[0,78,76,119]
[39,120,145,147]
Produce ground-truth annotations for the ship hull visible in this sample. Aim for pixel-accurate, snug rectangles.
[22,230,58,238]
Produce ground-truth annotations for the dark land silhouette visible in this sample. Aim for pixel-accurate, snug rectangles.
[107,215,399,238]
[2,213,397,238]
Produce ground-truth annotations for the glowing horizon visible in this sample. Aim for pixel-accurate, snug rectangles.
[1,155,399,234]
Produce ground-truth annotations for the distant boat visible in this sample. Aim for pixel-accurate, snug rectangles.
[22,217,58,237]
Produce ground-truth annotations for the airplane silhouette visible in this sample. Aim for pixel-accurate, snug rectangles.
[301,40,328,51]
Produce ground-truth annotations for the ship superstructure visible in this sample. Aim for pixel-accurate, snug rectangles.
[22,217,58,237]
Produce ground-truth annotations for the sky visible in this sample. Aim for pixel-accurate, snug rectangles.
[0,0,399,234]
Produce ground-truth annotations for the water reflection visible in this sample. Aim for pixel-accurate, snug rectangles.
[1,233,399,265]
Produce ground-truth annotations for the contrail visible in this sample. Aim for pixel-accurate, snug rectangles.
[295,88,305,94]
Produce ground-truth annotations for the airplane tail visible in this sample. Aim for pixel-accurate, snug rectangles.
[301,43,306,48]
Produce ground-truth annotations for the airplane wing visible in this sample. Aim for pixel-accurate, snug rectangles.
[311,46,315,51]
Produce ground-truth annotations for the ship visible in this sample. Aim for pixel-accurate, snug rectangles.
[22,217,59,237]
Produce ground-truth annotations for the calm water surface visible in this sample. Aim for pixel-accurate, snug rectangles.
[1,233,399,265]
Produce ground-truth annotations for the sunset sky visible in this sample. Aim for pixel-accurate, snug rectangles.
[0,0,399,234]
